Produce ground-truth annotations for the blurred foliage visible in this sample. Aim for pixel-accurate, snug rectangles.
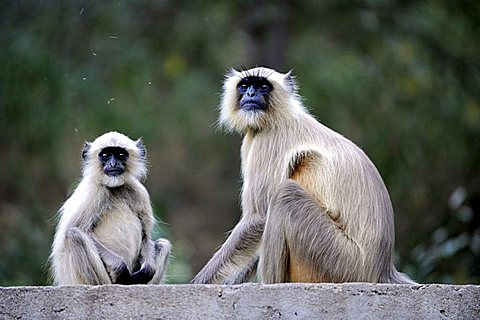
[0,0,478,285]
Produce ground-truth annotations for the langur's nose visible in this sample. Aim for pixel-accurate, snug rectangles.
[108,157,117,167]
[246,86,256,97]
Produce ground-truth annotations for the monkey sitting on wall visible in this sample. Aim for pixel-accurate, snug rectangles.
[192,67,415,285]
[50,131,171,285]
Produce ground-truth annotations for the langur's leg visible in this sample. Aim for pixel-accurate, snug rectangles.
[259,179,363,284]
[147,238,172,284]
[62,227,112,285]
[129,238,171,285]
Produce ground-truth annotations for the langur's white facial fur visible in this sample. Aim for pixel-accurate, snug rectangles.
[82,131,147,188]
[219,67,306,133]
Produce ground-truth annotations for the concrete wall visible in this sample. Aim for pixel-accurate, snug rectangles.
[1,283,479,319]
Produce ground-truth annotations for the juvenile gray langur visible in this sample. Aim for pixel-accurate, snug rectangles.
[192,67,415,284]
[50,131,171,285]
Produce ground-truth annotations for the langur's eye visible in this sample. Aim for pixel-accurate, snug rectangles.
[99,153,110,162]
[239,83,249,92]
[259,84,271,93]
[117,153,127,161]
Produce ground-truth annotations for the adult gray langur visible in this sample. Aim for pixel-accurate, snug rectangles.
[192,67,415,284]
[50,131,171,285]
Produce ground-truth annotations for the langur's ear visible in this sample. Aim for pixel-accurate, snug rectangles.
[284,70,298,94]
[226,68,242,80]
[82,142,91,161]
[136,138,147,159]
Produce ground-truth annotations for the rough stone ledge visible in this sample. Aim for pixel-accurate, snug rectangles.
[0,283,479,319]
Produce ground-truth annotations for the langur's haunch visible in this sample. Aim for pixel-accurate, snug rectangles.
[192,67,416,284]
[50,131,171,285]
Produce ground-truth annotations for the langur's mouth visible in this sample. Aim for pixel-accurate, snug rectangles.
[105,169,124,176]
[240,101,266,111]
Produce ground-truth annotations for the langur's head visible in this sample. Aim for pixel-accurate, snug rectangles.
[82,131,147,188]
[219,67,305,133]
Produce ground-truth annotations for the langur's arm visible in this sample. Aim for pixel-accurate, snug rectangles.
[137,206,155,265]
[130,206,157,284]
[191,216,264,284]
[61,187,107,234]
[221,255,259,285]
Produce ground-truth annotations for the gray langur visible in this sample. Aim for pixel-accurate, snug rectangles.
[192,67,415,284]
[50,131,171,285]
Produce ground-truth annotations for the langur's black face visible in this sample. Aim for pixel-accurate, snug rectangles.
[237,76,272,111]
[99,147,129,177]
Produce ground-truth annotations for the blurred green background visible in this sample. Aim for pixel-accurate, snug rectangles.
[1,0,479,285]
